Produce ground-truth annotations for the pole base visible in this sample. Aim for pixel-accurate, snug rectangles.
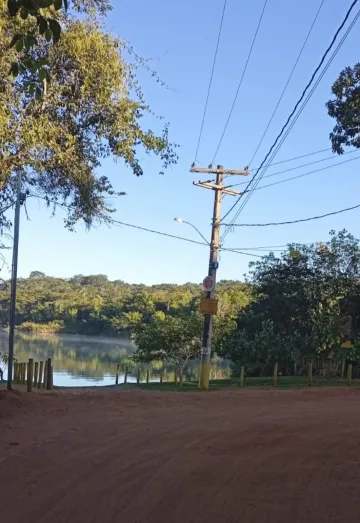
[199,363,210,390]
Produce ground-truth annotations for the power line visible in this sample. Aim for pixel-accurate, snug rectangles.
[194,0,228,163]
[227,6,360,227]
[222,202,360,227]
[251,156,360,193]
[248,0,326,166]
[236,155,360,194]
[225,150,358,188]
[250,147,332,171]
[111,219,261,257]
[211,0,269,163]
[221,1,360,236]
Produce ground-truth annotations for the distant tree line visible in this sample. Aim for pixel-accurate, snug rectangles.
[2,230,360,379]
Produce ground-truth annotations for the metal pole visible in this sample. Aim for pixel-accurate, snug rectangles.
[7,171,22,391]
[199,166,223,390]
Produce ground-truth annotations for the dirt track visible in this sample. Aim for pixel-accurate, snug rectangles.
[1,387,360,522]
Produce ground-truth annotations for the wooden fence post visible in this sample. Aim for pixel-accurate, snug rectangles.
[46,358,52,390]
[43,362,48,389]
[27,359,34,393]
[21,362,26,384]
[347,364,353,386]
[50,366,54,390]
[273,362,278,388]
[34,361,39,386]
[174,369,177,386]
[137,368,140,384]
[239,366,245,388]
[341,354,346,379]
[124,366,128,384]
[38,361,44,389]
[25,362,29,383]
[146,369,150,384]
[13,362,18,381]
[160,367,163,384]
[308,361,313,387]
[115,364,120,385]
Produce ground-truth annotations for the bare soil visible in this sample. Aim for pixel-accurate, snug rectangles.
[1,387,360,523]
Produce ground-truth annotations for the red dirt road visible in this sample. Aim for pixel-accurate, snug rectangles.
[1,387,360,523]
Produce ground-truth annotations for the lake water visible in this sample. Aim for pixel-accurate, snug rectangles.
[0,331,232,387]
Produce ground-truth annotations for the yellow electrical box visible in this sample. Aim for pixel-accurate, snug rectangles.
[200,298,218,315]
[341,340,352,349]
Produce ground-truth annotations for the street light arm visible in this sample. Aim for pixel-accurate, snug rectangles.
[178,220,209,245]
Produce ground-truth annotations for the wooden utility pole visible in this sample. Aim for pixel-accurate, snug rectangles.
[190,164,248,389]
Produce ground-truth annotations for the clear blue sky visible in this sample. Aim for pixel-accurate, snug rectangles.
[5,0,360,284]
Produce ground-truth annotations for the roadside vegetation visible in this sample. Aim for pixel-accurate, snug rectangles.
[2,230,360,381]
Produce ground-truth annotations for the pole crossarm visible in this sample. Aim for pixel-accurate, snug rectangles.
[190,165,249,176]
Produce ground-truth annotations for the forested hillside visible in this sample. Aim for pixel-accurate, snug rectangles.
[0,273,251,336]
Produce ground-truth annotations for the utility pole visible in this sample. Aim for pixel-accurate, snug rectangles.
[190,164,249,389]
[7,171,22,391]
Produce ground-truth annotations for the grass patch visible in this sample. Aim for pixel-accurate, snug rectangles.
[118,375,360,392]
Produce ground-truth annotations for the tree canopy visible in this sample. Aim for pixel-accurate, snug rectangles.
[0,0,177,230]
[220,230,360,376]
[327,63,360,153]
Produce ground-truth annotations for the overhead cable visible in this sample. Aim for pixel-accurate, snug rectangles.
[194,0,228,163]
[248,0,326,166]
[226,149,358,188]
[222,202,360,227]
[211,0,269,163]
[221,1,360,240]
[227,6,360,227]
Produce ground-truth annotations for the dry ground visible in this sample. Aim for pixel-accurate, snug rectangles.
[1,387,360,523]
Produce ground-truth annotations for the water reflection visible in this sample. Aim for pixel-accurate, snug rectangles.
[0,331,231,387]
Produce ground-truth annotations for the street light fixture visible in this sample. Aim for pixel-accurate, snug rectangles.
[173,217,209,245]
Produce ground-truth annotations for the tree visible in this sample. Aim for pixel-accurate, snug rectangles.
[220,231,360,375]
[132,312,202,384]
[29,270,46,279]
[6,1,111,90]
[327,64,360,153]
[0,3,177,231]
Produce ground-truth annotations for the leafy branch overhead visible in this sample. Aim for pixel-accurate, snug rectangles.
[1,1,178,230]
[7,0,64,91]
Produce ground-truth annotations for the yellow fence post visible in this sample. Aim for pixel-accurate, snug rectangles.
[347,364,353,386]
[27,359,34,393]
[38,361,44,389]
[273,362,278,388]
[308,361,313,387]
[239,366,245,388]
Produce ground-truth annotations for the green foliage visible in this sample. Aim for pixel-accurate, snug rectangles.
[0,275,250,340]
[5,0,111,92]
[132,312,203,382]
[0,2,177,230]
[220,230,360,376]
[327,63,360,153]
[17,320,64,332]
[0,350,17,380]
